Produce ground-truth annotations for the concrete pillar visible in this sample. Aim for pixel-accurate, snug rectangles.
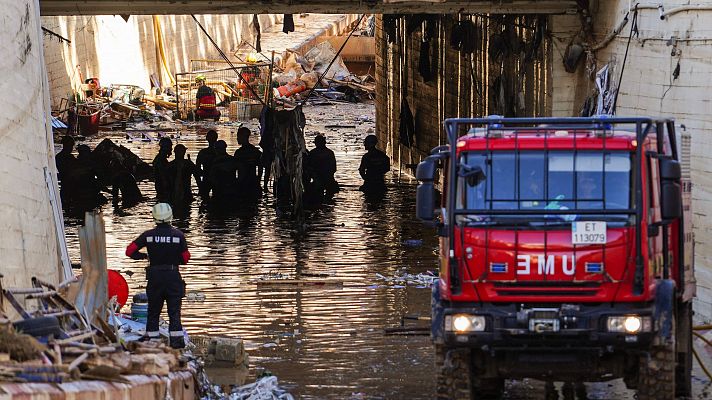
[0,0,64,290]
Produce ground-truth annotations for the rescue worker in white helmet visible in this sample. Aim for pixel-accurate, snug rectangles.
[125,203,190,348]
[193,74,221,121]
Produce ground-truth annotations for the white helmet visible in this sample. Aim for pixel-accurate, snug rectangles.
[152,203,173,223]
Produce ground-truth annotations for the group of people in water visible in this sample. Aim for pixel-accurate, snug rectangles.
[151,128,266,209]
[56,127,391,214]
[55,136,144,212]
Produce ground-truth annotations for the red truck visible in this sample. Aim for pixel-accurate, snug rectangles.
[415,117,695,400]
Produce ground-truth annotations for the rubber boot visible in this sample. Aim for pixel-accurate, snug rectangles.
[170,335,186,349]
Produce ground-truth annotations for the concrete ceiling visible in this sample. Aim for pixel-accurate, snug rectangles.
[40,1,578,16]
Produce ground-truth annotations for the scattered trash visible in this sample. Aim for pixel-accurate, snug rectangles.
[375,270,438,287]
[185,291,206,302]
[228,376,295,400]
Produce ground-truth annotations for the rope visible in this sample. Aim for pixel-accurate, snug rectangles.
[611,6,638,115]
[191,15,267,107]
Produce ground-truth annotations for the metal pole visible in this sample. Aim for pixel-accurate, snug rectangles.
[268,51,275,108]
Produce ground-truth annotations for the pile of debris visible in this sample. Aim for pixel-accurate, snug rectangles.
[53,81,178,137]
[0,276,189,384]
[272,42,375,108]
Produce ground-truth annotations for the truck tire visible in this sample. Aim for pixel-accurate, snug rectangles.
[436,345,473,400]
[435,345,503,400]
[675,301,693,397]
[637,336,676,400]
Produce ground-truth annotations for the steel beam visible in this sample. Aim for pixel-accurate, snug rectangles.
[40,1,577,16]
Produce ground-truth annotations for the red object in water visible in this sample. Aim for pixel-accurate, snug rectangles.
[77,110,100,136]
[108,270,129,308]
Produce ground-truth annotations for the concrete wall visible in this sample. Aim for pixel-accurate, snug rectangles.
[375,14,551,172]
[0,0,63,289]
[42,14,280,108]
[550,1,712,321]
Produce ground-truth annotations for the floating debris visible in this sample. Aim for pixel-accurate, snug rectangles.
[185,291,207,302]
[230,376,294,400]
[375,270,438,287]
[201,375,294,400]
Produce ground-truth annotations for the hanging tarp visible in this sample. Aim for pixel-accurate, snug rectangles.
[262,106,307,222]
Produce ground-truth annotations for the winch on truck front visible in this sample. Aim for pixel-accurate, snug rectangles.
[415,116,695,400]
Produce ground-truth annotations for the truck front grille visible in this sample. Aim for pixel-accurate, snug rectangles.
[493,282,600,297]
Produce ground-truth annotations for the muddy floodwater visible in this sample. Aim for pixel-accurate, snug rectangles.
[63,103,710,399]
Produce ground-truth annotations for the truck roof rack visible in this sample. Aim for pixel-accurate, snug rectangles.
[441,116,677,297]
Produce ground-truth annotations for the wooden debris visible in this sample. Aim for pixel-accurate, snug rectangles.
[52,330,96,345]
[0,282,188,385]
[68,353,88,371]
[384,326,430,336]
[255,279,344,287]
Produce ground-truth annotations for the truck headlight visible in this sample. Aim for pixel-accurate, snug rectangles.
[607,316,651,333]
[446,314,486,333]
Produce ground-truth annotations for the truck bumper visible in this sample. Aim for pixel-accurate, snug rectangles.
[436,302,656,381]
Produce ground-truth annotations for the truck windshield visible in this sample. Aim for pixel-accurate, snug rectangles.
[456,151,633,224]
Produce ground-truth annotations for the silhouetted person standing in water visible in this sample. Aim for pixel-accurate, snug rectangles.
[153,137,173,202]
[75,144,106,208]
[306,134,339,202]
[55,137,76,182]
[55,136,78,206]
[233,127,262,198]
[196,130,218,199]
[358,135,390,193]
[168,144,200,209]
[209,140,238,203]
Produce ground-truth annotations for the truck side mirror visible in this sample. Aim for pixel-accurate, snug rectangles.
[661,181,682,220]
[416,156,439,181]
[416,182,437,221]
[659,158,681,180]
[416,157,439,222]
[659,158,682,220]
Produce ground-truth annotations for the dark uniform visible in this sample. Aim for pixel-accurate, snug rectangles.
[358,148,390,192]
[153,152,171,202]
[306,146,339,201]
[167,157,199,206]
[125,223,190,348]
[55,146,78,206]
[234,143,262,196]
[196,145,217,198]
[209,153,238,202]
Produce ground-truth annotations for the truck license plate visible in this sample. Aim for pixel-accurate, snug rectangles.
[572,221,606,245]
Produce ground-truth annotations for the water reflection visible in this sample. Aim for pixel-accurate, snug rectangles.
[63,103,438,399]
